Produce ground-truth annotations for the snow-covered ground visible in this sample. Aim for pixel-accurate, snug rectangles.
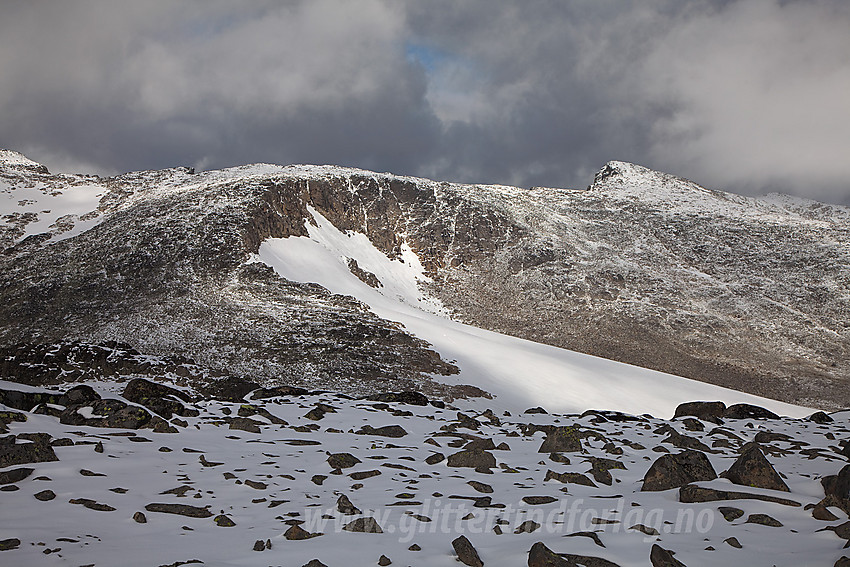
[0,378,847,566]
[256,206,811,419]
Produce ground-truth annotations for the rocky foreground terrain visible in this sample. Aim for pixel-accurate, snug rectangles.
[1,150,849,409]
[2,372,850,566]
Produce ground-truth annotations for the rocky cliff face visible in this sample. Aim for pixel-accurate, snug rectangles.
[2,152,848,408]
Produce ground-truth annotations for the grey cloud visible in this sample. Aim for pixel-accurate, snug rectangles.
[1,0,848,203]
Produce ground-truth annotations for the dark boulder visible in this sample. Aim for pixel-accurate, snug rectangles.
[452,535,484,567]
[250,385,309,399]
[0,467,33,484]
[337,494,361,515]
[0,435,58,467]
[679,485,799,507]
[328,453,361,469]
[649,544,687,567]
[447,448,497,471]
[527,542,620,567]
[342,517,383,533]
[807,411,833,424]
[723,404,779,420]
[60,384,101,405]
[722,443,789,492]
[642,450,717,492]
[197,377,259,402]
[144,503,212,518]
[366,391,429,405]
[355,425,407,438]
[673,401,726,424]
[538,426,582,453]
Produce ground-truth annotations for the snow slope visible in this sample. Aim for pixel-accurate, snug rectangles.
[256,207,810,418]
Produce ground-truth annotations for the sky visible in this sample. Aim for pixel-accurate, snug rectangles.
[1,0,849,204]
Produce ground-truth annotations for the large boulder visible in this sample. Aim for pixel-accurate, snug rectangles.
[452,535,484,567]
[673,401,726,424]
[722,404,779,420]
[650,545,687,567]
[642,450,717,492]
[447,448,497,472]
[0,434,58,467]
[538,426,582,453]
[722,443,789,492]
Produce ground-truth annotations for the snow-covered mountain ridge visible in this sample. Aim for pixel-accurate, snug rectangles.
[1,151,848,412]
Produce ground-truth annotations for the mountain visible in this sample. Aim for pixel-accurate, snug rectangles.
[1,149,848,412]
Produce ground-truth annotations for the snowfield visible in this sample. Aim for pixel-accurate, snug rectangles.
[0,377,848,566]
[256,206,810,419]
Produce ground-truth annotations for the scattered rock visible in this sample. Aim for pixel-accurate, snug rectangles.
[227,417,262,433]
[724,537,742,549]
[718,506,744,521]
[337,494,361,515]
[285,524,320,540]
[213,514,236,527]
[723,404,779,420]
[69,498,116,511]
[378,554,392,566]
[0,538,21,551]
[468,480,494,494]
[0,435,58,467]
[452,535,484,567]
[745,513,782,527]
[349,470,381,480]
[522,496,558,505]
[355,425,408,438]
[342,517,383,533]
[545,470,596,487]
[679,485,799,507]
[328,452,361,469]
[673,401,725,424]
[586,456,626,485]
[252,540,266,551]
[527,541,620,567]
[447,448,496,471]
[515,520,541,534]
[642,450,717,491]
[538,426,582,453]
[133,511,147,523]
[144,503,213,518]
[302,560,328,567]
[425,452,445,465]
[0,467,33,484]
[366,391,429,405]
[721,443,789,492]
[34,489,56,501]
[649,544,687,567]
[807,411,833,424]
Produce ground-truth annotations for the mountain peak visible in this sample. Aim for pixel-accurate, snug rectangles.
[0,149,49,173]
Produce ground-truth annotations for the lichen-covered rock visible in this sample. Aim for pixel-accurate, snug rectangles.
[642,450,717,492]
[0,435,58,467]
[722,443,789,492]
[538,426,582,453]
[447,448,496,471]
[452,535,483,567]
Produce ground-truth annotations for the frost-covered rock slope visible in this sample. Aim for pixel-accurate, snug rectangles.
[1,149,849,412]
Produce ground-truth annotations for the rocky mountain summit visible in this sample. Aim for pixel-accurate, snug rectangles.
[1,150,849,408]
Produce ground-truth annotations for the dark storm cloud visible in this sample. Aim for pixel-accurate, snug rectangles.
[1,0,848,202]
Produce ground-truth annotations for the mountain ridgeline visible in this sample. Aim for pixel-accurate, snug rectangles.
[1,152,848,408]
